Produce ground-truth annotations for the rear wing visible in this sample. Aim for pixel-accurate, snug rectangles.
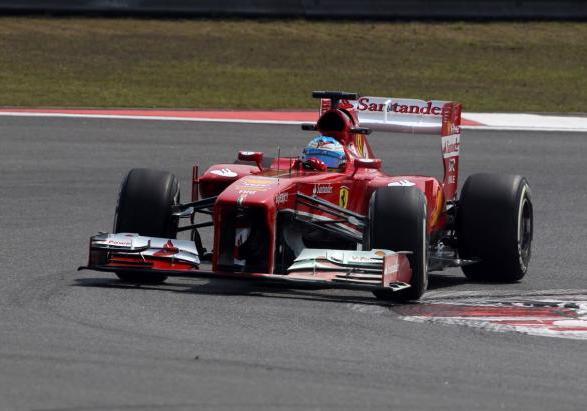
[320,95,462,201]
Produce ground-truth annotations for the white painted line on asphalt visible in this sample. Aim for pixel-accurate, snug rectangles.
[465,112,587,132]
[2,111,587,132]
[461,126,587,132]
[0,112,303,125]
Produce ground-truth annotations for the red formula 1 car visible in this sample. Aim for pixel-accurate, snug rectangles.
[80,91,533,301]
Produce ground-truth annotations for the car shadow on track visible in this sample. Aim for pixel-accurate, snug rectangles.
[73,271,469,307]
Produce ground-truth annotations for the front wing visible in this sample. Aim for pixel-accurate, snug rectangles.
[79,233,413,292]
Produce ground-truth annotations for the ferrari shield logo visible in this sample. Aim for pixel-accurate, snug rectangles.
[339,186,350,208]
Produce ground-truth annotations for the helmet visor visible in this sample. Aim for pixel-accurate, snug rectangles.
[302,148,345,169]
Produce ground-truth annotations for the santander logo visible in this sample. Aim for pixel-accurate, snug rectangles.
[356,97,442,115]
[441,134,460,158]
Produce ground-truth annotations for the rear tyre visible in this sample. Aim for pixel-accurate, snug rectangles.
[457,173,533,282]
[113,168,180,284]
[368,186,428,302]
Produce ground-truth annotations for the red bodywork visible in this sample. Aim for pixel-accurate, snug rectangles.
[197,100,461,275]
[83,94,462,292]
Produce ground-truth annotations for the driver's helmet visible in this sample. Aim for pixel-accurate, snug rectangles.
[302,136,346,169]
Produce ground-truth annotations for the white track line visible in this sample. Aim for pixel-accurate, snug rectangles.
[465,112,587,132]
[2,111,587,132]
[462,125,587,133]
[0,112,303,126]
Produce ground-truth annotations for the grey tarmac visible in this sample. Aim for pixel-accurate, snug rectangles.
[0,117,585,410]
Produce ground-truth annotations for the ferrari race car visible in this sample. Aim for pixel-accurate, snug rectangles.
[80,91,534,301]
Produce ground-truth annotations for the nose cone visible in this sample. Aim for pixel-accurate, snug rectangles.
[218,176,288,207]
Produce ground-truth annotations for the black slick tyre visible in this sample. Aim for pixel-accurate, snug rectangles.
[367,186,428,302]
[457,173,533,282]
[113,168,180,284]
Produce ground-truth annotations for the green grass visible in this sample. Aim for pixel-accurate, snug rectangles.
[0,18,586,112]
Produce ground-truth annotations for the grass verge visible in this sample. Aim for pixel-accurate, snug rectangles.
[0,18,586,112]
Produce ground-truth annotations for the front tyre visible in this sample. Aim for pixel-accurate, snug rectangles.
[457,173,533,282]
[367,186,428,302]
[113,168,180,284]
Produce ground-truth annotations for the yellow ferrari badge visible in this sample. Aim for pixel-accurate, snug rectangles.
[339,186,350,208]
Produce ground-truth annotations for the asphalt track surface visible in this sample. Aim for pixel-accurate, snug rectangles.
[0,117,585,410]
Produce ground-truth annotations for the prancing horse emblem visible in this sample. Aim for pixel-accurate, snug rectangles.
[339,186,350,208]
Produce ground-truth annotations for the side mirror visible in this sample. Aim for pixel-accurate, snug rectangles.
[349,127,372,135]
[301,123,317,131]
[354,158,382,170]
[238,151,264,170]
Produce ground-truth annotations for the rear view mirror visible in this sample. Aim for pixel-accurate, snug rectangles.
[350,127,372,135]
[301,123,317,131]
[238,151,264,170]
[354,158,382,170]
